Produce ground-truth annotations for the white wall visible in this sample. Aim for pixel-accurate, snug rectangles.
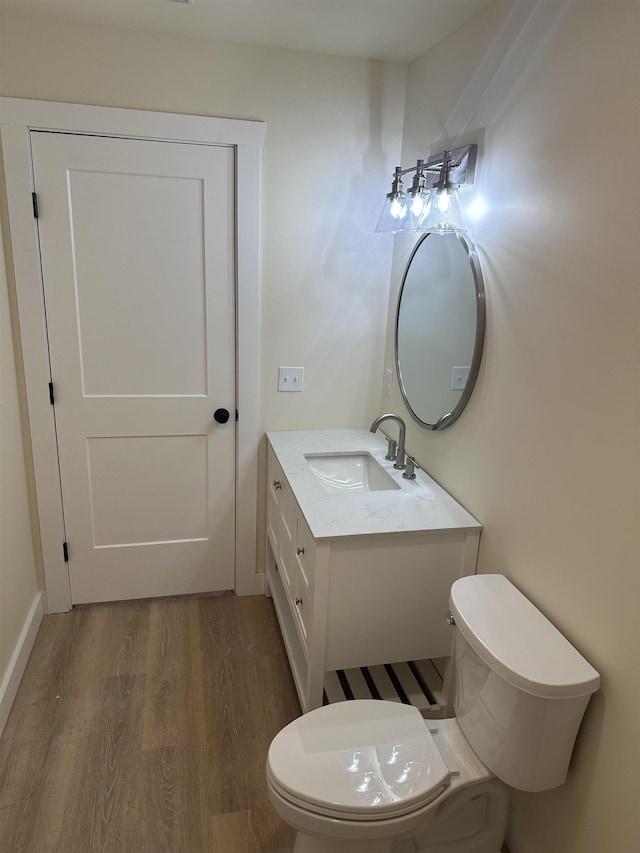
[381,2,639,851]
[0,220,39,692]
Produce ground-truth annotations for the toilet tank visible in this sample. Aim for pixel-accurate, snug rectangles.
[449,574,600,792]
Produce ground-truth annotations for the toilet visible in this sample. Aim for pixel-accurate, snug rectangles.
[267,574,600,853]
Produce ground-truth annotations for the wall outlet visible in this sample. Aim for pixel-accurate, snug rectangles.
[278,366,304,392]
[451,366,470,390]
[385,368,393,398]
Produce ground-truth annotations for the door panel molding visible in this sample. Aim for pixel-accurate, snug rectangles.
[1,98,266,611]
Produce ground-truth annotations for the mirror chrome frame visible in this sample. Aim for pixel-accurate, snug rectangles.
[394,232,486,430]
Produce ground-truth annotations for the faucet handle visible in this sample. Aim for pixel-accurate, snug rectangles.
[385,438,397,460]
[403,455,418,479]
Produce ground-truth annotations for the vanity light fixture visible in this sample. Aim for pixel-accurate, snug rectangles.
[376,144,478,235]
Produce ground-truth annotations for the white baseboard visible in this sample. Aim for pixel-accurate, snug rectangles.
[0,591,45,737]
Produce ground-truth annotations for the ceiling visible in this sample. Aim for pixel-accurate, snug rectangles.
[0,0,497,63]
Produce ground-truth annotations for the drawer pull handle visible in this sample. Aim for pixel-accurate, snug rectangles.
[295,597,303,605]
[273,480,282,490]
[297,546,305,556]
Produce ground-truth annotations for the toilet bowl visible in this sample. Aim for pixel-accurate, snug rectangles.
[267,574,600,853]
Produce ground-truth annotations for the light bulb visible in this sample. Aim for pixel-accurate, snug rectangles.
[410,195,426,216]
[436,190,452,214]
[390,197,406,219]
[417,186,466,234]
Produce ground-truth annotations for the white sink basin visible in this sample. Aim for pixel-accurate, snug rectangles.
[305,452,401,494]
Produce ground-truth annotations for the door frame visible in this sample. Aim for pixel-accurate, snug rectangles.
[1,97,266,611]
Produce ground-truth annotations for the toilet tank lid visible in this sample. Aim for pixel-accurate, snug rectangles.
[450,575,600,699]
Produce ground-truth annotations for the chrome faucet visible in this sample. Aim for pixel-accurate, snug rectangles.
[369,413,407,469]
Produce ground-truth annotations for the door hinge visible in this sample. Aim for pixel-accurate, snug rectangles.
[32,192,39,219]
[63,541,69,562]
[49,382,55,405]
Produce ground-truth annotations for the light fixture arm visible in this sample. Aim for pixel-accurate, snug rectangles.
[434,151,455,191]
[408,159,427,194]
[391,144,478,189]
[386,165,405,199]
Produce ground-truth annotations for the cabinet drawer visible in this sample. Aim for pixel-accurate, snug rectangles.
[293,571,312,652]
[267,446,284,508]
[268,449,294,544]
[279,526,295,601]
[266,494,280,554]
[267,447,295,598]
[293,511,315,650]
[280,483,295,547]
[295,511,315,589]
[266,449,281,553]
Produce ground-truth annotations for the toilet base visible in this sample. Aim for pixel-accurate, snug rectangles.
[273,776,508,853]
[410,777,508,853]
[291,831,502,853]
[293,832,394,853]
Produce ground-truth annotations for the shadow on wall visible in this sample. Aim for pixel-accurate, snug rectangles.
[301,60,406,423]
[431,0,573,152]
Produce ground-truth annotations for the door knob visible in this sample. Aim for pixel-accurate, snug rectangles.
[213,408,230,424]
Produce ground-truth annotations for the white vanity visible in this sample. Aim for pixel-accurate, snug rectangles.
[265,429,482,711]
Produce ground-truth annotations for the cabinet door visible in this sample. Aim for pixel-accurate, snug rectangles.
[293,510,316,651]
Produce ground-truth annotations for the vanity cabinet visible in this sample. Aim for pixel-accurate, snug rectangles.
[265,430,482,712]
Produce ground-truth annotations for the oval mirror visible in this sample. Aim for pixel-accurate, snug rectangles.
[395,232,485,430]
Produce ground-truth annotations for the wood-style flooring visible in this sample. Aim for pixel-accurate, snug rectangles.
[0,593,511,853]
[0,594,300,853]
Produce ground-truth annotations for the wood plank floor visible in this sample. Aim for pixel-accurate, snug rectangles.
[0,594,300,853]
[0,593,511,853]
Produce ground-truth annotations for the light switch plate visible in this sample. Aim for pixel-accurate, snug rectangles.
[278,366,304,392]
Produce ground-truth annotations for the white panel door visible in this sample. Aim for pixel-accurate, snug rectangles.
[31,131,236,603]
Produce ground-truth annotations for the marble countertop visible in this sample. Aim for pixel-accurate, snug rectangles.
[267,429,481,540]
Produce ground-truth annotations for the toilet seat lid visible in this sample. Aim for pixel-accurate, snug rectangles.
[267,700,450,819]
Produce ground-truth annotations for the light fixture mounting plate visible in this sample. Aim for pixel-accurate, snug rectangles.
[425,144,478,189]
